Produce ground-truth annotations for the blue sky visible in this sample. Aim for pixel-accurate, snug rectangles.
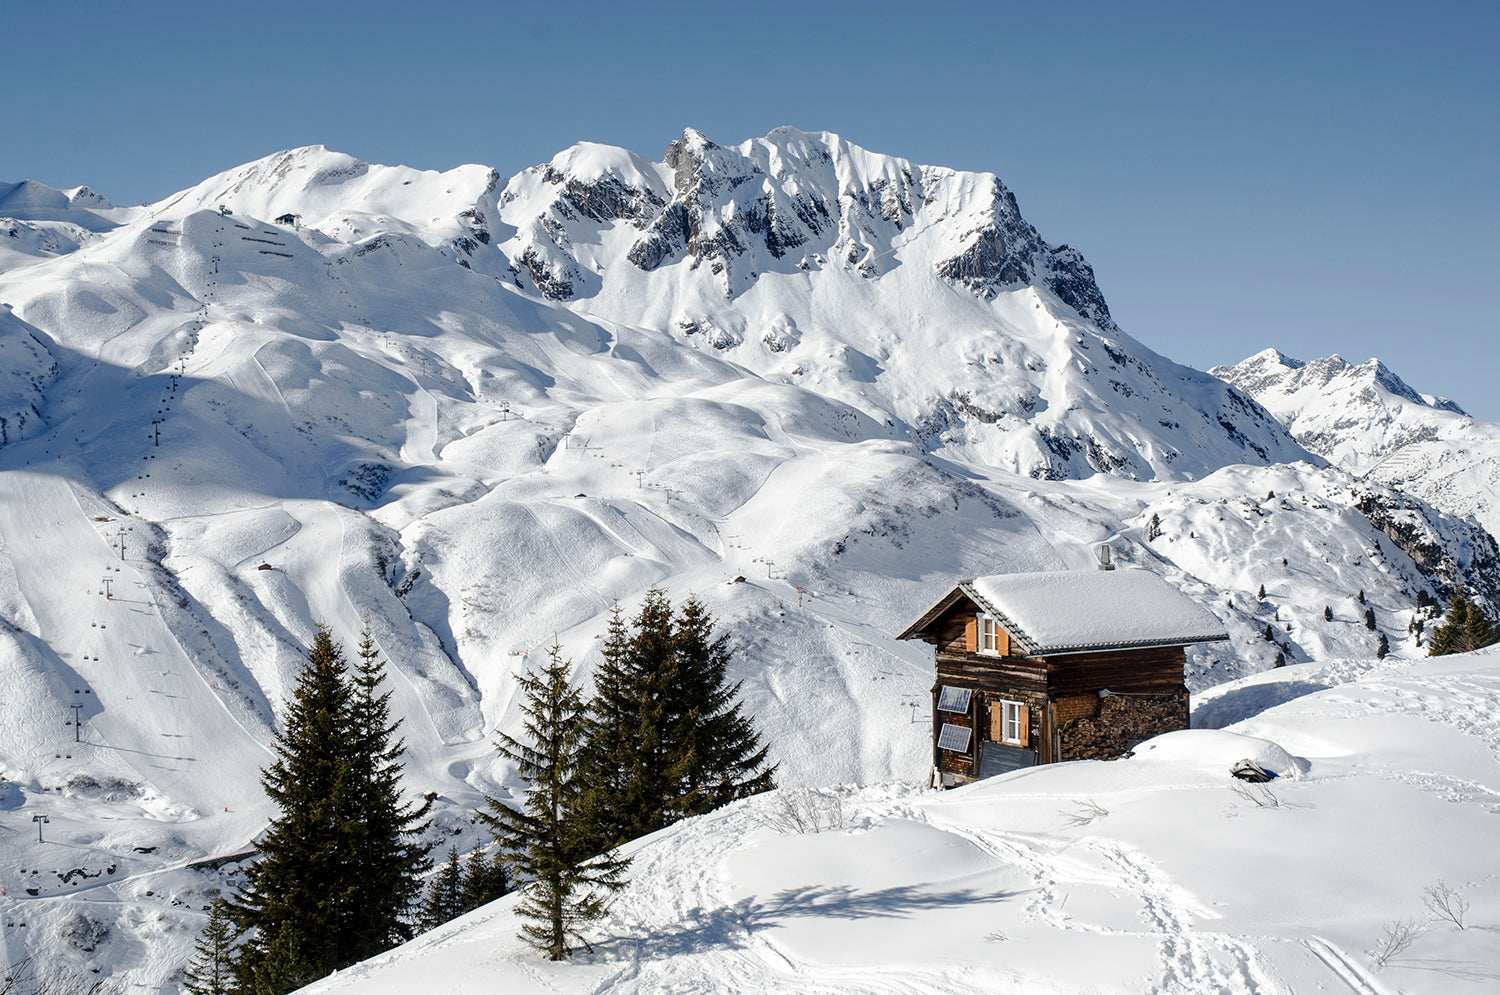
[5,1,1497,416]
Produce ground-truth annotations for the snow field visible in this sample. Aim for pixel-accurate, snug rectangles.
[305,647,1500,994]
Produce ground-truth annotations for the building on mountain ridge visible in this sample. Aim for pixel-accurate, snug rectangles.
[897,569,1228,786]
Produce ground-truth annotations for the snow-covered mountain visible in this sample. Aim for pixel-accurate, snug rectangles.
[1213,348,1500,539]
[0,131,1496,991]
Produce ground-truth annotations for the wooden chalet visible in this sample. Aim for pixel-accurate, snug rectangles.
[897,568,1228,786]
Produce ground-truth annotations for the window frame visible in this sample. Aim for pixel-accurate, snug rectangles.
[977,614,1002,656]
[997,699,1026,746]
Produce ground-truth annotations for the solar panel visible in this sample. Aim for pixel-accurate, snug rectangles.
[937,723,972,752]
[936,686,972,713]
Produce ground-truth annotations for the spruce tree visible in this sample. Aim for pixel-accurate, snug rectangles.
[1364,607,1377,630]
[1146,513,1162,542]
[418,846,465,932]
[1324,606,1333,621]
[1257,584,1266,600]
[666,595,775,819]
[577,594,676,849]
[344,626,431,952]
[480,646,628,960]
[1377,633,1390,659]
[229,625,356,991]
[579,592,775,851]
[460,845,511,912]
[182,898,236,995]
[1429,590,1499,656]
[228,624,430,992]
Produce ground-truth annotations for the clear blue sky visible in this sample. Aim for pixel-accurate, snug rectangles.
[5,1,1497,416]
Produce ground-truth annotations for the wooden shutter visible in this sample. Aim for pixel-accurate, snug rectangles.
[988,701,1005,742]
[965,616,977,653]
[989,701,1030,745]
[996,625,1010,657]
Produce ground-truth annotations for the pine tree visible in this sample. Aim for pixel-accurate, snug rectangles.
[481,647,628,960]
[228,624,430,992]
[1324,606,1333,621]
[1263,624,1274,641]
[665,595,775,819]
[182,898,236,995]
[1428,590,1499,656]
[579,592,775,851]
[1377,633,1390,659]
[344,626,431,951]
[418,846,465,932]
[1146,513,1162,542]
[1364,607,1377,630]
[1257,584,1266,600]
[1357,589,1366,604]
[460,845,511,912]
[228,625,356,991]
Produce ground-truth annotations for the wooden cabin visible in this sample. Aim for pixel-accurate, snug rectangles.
[897,569,1228,786]
[274,213,299,226]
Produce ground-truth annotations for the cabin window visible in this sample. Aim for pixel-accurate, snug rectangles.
[977,615,1002,655]
[994,699,1028,746]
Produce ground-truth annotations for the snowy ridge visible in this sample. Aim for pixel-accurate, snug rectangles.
[0,133,1493,990]
[1213,347,1500,539]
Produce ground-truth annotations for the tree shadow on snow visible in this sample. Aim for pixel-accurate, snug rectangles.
[590,883,1020,961]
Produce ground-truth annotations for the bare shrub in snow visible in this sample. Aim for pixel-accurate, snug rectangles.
[1229,782,1279,808]
[1422,880,1469,929]
[1370,918,1423,970]
[1062,800,1109,828]
[765,788,845,834]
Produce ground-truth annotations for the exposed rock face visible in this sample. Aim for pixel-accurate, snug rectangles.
[502,127,1120,323]
[1353,485,1500,607]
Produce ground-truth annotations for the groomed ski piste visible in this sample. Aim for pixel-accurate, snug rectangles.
[0,133,1497,991]
[305,645,1500,995]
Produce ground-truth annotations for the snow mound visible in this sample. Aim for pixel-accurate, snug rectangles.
[1128,728,1308,779]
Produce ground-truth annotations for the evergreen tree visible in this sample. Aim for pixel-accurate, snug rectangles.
[1146,513,1162,542]
[480,647,628,960]
[579,592,775,851]
[665,595,775,819]
[576,599,668,849]
[344,626,431,951]
[1377,633,1390,659]
[1364,607,1377,630]
[183,898,236,995]
[418,846,465,932]
[1263,624,1274,641]
[1257,584,1265,600]
[228,625,430,992]
[1428,590,1499,656]
[1324,606,1333,621]
[460,845,511,912]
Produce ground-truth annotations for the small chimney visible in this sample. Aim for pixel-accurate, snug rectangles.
[1097,544,1115,571]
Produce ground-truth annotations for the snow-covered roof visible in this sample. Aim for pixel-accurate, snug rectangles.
[901,569,1228,656]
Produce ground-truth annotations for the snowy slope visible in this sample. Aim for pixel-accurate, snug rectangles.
[0,134,1493,991]
[303,645,1500,995]
[1213,348,1500,539]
